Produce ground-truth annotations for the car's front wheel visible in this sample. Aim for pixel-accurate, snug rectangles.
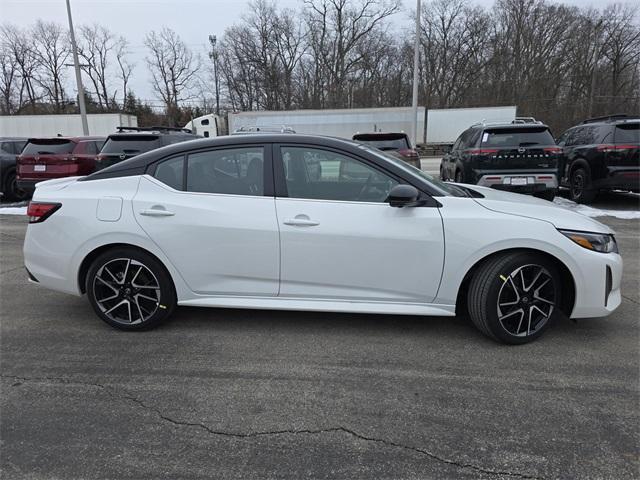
[467,251,561,344]
[86,248,176,330]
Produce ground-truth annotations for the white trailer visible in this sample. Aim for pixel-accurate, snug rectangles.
[425,106,517,144]
[0,113,137,137]
[229,107,427,145]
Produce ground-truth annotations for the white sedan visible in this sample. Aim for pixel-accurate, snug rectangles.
[23,135,622,344]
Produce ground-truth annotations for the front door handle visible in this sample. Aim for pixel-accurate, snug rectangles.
[284,214,319,227]
[140,208,175,217]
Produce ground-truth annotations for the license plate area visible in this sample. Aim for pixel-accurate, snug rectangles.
[34,165,46,172]
[504,176,530,185]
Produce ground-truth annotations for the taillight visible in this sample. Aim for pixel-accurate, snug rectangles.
[466,149,499,155]
[27,202,61,224]
[398,148,420,159]
[596,144,638,152]
[543,147,562,154]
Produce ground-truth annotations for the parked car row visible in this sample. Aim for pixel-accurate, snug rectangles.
[440,114,639,203]
[0,126,199,201]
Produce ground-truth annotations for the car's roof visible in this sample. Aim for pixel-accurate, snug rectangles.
[474,123,551,130]
[27,136,106,142]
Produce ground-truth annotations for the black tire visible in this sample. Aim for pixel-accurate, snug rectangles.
[570,167,597,204]
[534,189,557,202]
[3,169,29,202]
[455,169,464,183]
[440,165,447,181]
[85,247,176,331]
[467,251,562,345]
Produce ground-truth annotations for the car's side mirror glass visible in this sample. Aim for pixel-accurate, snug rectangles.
[387,184,421,208]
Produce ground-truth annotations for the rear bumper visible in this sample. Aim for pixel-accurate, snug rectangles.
[477,173,558,193]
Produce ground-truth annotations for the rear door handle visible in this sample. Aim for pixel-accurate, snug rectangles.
[284,215,319,227]
[140,208,175,217]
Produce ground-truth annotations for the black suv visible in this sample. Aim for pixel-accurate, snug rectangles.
[95,126,200,171]
[0,137,28,201]
[557,115,639,203]
[440,120,561,200]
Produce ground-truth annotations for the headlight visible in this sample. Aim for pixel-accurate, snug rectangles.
[559,229,618,253]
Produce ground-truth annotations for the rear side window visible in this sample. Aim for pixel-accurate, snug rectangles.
[614,123,639,144]
[101,136,161,154]
[22,139,76,155]
[481,127,555,147]
[0,142,12,154]
[186,147,264,196]
[80,141,98,154]
[154,156,184,190]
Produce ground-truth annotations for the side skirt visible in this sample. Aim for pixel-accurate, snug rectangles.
[178,296,456,317]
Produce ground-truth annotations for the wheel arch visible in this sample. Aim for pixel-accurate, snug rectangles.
[455,247,576,318]
[568,157,591,177]
[78,243,177,296]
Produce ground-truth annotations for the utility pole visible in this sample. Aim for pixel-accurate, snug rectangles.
[66,0,89,135]
[411,0,421,147]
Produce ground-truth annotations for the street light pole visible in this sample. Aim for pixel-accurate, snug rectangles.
[66,0,89,135]
[411,0,421,147]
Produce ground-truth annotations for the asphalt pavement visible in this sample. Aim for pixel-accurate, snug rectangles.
[1,214,638,479]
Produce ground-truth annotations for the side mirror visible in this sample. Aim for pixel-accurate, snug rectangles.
[387,184,421,208]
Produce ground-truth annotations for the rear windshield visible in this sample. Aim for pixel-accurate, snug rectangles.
[614,123,639,144]
[101,135,161,154]
[353,134,410,151]
[481,127,555,147]
[22,139,75,155]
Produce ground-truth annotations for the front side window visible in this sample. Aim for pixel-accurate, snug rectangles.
[154,156,184,190]
[186,146,264,196]
[280,146,398,202]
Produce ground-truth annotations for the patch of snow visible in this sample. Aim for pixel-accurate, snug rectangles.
[0,207,27,215]
[553,197,640,220]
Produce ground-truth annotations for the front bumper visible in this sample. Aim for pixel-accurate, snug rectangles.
[570,249,623,319]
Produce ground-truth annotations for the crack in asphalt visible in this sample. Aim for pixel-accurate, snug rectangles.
[622,294,639,305]
[1,374,543,479]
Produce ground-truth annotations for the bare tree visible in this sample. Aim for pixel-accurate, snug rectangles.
[115,36,133,106]
[302,0,401,107]
[32,20,70,112]
[0,24,41,112]
[145,27,200,125]
[77,24,118,110]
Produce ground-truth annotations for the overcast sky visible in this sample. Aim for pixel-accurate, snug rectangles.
[0,0,625,103]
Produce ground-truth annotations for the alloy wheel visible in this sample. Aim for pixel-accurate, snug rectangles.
[92,258,161,325]
[571,171,584,199]
[496,264,556,337]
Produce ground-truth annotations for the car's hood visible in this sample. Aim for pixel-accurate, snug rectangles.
[461,184,614,234]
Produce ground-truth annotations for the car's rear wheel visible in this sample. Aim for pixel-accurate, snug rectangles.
[467,252,561,344]
[86,248,176,330]
[3,169,29,201]
[440,165,447,181]
[570,167,596,204]
[455,169,464,183]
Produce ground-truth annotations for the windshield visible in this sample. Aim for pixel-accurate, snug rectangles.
[482,127,555,147]
[22,139,75,155]
[358,144,467,197]
[101,135,161,154]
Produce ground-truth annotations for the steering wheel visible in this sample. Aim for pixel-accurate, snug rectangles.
[357,173,374,201]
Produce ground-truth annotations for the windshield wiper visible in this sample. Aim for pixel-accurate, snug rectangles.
[518,142,539,146]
